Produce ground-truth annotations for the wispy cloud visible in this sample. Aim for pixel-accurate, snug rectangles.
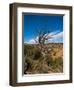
[47,31,63,43]
[24,39,36,44]
[52,31,63,38]
[24,31,63,44]
[28,39,36,44]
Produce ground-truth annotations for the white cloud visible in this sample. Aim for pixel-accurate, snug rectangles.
[52,31,63,38]
[47,31,63,43]
[25,37,39,44]
[24,31,63,44]
[28,39,36,44]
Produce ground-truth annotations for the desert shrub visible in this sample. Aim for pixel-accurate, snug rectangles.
[24,62,28,74]
[50,57,63,72]
[33,49,42,60]
[24,57,34,73]
[24,44,35,56]
[45,55,63,72]
[45,55,53,65]
[24,47,28,56]
[47,58,54,66]
[55,57,63,66]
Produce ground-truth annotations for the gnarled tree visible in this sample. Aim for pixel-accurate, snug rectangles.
[35,29,53,55]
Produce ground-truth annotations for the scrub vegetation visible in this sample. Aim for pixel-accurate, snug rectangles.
[24,43,63,74]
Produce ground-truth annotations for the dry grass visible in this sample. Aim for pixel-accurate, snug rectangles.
[24,43,63,74]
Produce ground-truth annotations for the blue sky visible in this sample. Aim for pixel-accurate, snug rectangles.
[23,14,63,44]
